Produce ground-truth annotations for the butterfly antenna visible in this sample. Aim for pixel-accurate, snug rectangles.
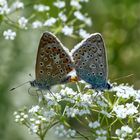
[113,74,134,82]
[10,81,30,91]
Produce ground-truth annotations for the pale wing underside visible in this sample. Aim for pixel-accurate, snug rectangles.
[35,32,73,87]
[72,33,108,87]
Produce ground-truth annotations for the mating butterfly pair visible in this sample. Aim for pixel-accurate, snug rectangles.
[30,32,111,91]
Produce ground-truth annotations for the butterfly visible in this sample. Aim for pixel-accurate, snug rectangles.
[30,32,77,90]
[71,33,111,91]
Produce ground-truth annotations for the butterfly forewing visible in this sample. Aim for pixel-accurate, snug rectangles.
[72,33,109,90]
[35,32,73,88]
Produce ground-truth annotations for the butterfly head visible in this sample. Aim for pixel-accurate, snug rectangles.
[30,80,50,90]
[106,82,112,90]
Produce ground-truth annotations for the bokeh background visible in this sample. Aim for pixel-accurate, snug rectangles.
[0,0,140,140]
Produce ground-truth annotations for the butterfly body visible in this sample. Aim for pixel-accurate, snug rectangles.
[72,33,111,90]
[30,32,74,90]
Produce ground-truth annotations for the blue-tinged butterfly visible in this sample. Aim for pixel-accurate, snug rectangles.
[71,33,111,91]
[30,32,77,90]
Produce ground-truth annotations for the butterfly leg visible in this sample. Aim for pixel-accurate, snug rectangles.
[48,89,57,101]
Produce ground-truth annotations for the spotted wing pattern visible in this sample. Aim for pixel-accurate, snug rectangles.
[71,33,110,90]
[31,32,74,89]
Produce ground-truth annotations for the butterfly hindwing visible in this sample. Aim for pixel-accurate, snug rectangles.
[72,33,110,90]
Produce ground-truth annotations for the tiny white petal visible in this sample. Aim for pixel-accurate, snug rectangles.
[34,4,50,12]
[53,1,65,8]
[62,25,73,36]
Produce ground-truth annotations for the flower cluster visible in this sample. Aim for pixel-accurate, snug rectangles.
[13,83,140,140]
[1,0,92,40]
[115,125,132,139]
[55,125,76,138]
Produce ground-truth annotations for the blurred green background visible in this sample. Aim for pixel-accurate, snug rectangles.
[0,0,140,140]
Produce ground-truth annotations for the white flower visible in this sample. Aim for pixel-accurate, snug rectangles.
[96,129,107,135]
[23,114,28,119]
[0,0,10,15]
[79,29,90,38]
[13,111,18,115]
[55,125,76,138]
[66,129,76,137]
[74,11,85,21]
[29,105,40,113]
[35,120,41,125]
[78,109,90,116]
[18,17,28,28]
[89,121,100,129]
[0,0,7,6]
[65,106,78,117]
[30,124,39,134]
[10,1,24,12]
[3,29,16,40]
[115,125,132,138]
[58,12,67,22]
[113,85,136,98]
[134,138,140,140]
[84,17,92,26]
[30,118,35,122]
[121,125,132,133]
[44,17,57,26]
[55,125,66,137]
[15,115,20,119]
[70,0,81,9]
[97,100,107,107]
[60,87,77,97]
[44,109,56,121]
[32,20,42,28]
[34,4,50,12]
[113,105,127,118]
[125,103,138,115]
[53,1,65,9]
[62,25,73,36]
